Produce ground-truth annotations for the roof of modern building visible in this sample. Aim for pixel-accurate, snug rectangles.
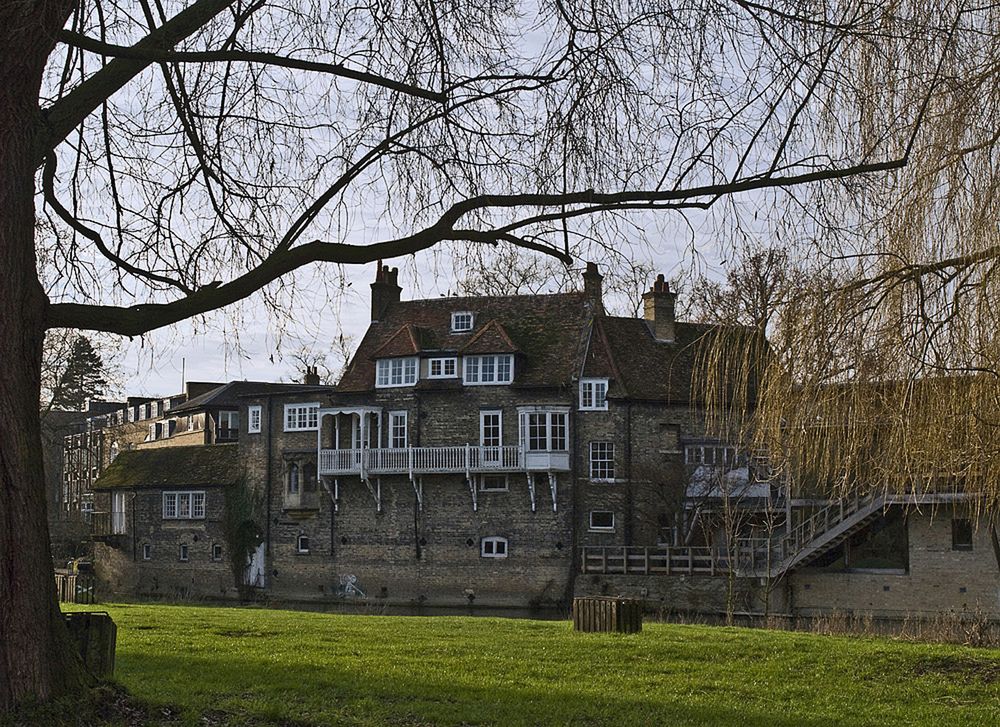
[170,380,326,414]
[92,443,240,490]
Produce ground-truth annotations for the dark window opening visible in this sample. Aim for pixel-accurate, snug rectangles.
[952,518,973,551]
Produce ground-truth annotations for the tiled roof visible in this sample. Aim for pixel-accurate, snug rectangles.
[336,289,763,403]
[337,293,592,391]
[459,320,519,355]
[598,317,765,404]
[93,444,240,490]
[171,381,325,413]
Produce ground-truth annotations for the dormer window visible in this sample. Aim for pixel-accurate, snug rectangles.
[376,357,418,388]
[464,354,513,385]
[451,311,474,332]
[428,357,458,378]
[579,378,609,410]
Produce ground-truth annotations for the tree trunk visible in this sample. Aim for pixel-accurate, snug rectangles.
[0,0,86,710]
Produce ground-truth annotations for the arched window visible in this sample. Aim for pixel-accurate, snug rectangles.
[303,462,317,492]
[288,463,300,494]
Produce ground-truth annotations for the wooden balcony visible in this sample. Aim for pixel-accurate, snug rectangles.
[90,510,127,542]
[318,445,570,477]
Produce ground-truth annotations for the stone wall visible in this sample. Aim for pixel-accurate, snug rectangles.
[574,572,782,615]
[789,508,1000,617]
[93,485,238,601]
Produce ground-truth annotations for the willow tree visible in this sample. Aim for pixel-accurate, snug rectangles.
[0,0,965,709]
[688,3,1000,519]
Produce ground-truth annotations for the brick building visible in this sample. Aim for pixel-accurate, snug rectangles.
[84,264,1000,618]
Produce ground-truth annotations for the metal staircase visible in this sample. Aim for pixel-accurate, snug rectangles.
[771,493,887,575]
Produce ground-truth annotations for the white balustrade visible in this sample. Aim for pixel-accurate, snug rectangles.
[318,445,535,475]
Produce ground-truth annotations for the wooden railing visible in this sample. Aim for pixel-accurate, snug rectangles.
[54,570,96,604]
[318,445,548,476]
[580,543,774,576]
[782,492,881,555]
[91,511,126,538]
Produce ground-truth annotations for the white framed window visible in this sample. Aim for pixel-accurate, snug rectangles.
[589,442,615,481]
[296,534,310,553]
[163,398,172,412]
[389,411,408,449]
[451,311,474,332]
[520,410,569,452]
[178,544,189,562]
[162,491,206,520]
[287,463,300,494]
[248,405,262,434]
[111,491,127,534]
[284,403,319,431]
[464,354,514,385]
[684,444,739,466]
[479,474,509,492]
[480,409,502,465]
[481,536,508,558]
[589,511,615,531]
[142,543,151,561]
[428,357,458,378]
[146,423,156,442]
[375,357,418,388]
[212,543,223,561]
[579,378,609,410]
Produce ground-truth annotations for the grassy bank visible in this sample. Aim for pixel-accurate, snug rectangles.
[53,603,1000,726]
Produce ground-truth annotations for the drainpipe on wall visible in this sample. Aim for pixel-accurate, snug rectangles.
[265,396,273,558]
[624,400,633,546]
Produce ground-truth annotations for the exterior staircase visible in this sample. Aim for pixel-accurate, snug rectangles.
[770,493,887,575]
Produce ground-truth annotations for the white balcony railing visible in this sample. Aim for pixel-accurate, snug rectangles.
[318,445,566,476]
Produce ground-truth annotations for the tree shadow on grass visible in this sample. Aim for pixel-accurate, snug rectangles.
[114,650,853,727]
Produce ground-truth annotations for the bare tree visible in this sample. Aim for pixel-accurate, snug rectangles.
[0,0,971,708]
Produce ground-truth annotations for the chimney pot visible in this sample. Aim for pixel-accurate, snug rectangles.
[582,261,604,314]
[371,262,402,321]
[642,273,678,342]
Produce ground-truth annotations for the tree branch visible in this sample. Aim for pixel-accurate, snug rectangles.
[35,0,239,163]
[57,30,446,103]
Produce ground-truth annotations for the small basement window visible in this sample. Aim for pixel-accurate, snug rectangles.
[589,511,615,531]
[142,543,151,561]
[451,311,474,332]
[178,544,189,562]
[212,543,223,561]
[952,518,973,551]
[297,534,310,554]
[481,536,508,558]
[479,474,509,492]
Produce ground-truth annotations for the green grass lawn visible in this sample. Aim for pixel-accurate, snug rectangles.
[59,603,1000,726]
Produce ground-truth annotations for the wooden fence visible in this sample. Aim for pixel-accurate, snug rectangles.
[580,543,777,577]
[54,569,96,604]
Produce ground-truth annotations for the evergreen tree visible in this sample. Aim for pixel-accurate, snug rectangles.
[49,336,107,411]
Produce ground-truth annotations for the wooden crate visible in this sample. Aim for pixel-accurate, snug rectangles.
[572,596,642,633]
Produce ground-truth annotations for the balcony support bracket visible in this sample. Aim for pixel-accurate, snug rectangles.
[411,474,423,510]
[362,475,381,512]
[548,472,558,512]
[468,476,478,511]
[527,473,536,513]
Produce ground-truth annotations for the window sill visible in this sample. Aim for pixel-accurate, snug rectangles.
[588,528,615,533]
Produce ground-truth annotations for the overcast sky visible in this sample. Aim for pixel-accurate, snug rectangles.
[113,213,728,398]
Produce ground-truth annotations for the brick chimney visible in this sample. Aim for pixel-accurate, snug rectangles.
[642,274,678,342]
[370,261,401,321]
[582,261,604,313]
[303,366,320,386]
